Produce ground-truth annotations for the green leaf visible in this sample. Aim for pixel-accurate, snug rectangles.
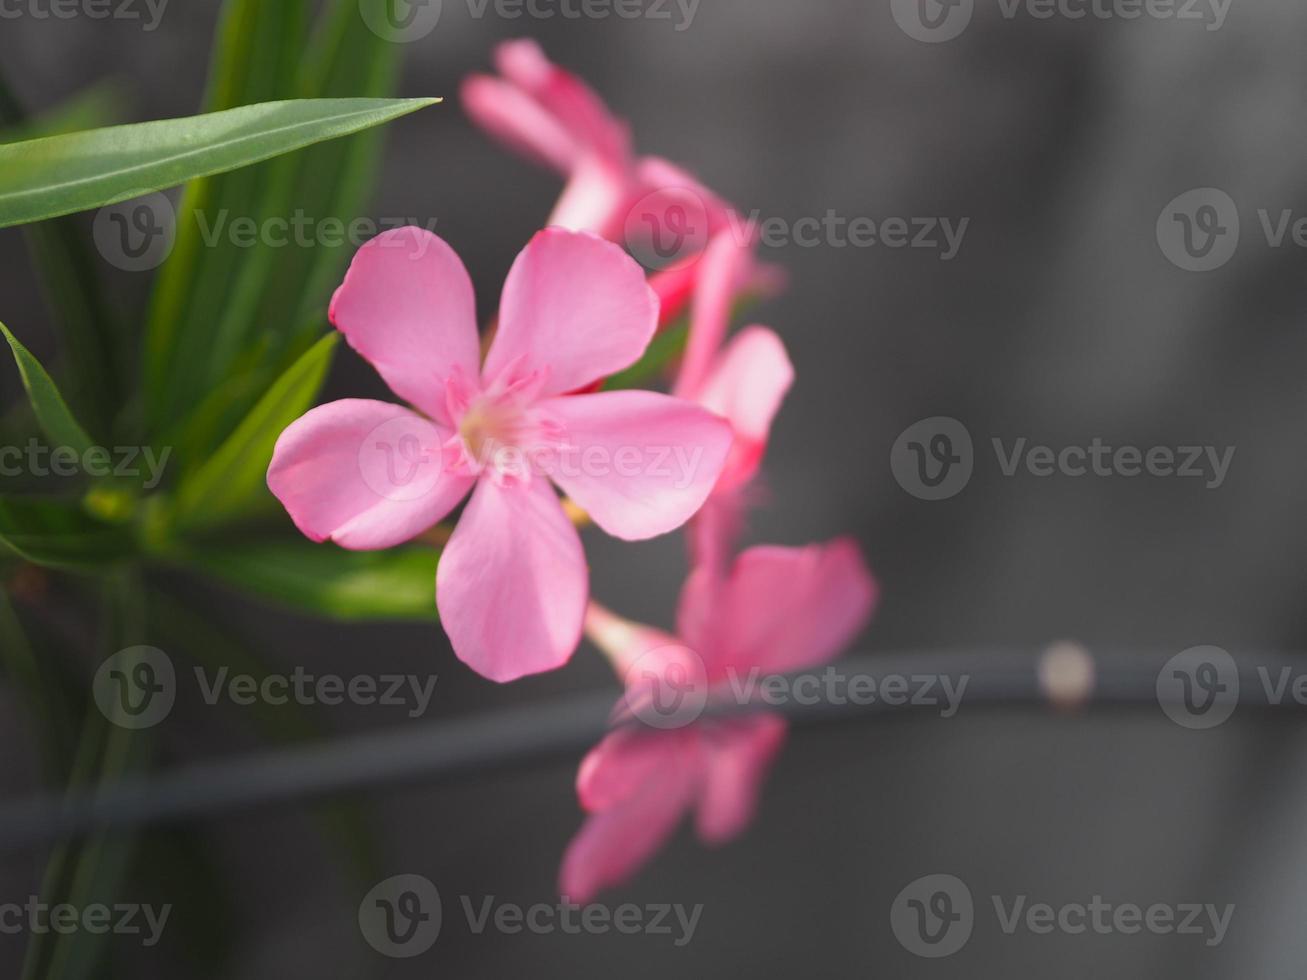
[146,0,409,447]
[0,320,94,454]
[142,0,311,434]
[0,589,78,782]
[184,539,441,622]
[23,573,149,980]
[0,498,135,568]
[0,96,440,229]
[0,74,124,431]
[171,333,337,530]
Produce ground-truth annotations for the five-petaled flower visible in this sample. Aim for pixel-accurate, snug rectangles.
[267,226,732,682]
[462,38,783,325]
[561,539,878,902]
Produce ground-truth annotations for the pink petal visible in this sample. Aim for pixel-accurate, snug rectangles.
[695,714,788,845]
[695,326,794,493]
[584,602,681,679]
[674,230,756,399]
[436,477,587,682]
[547,153,632,237]
[559,762,695,904]
[679,539,878,677]
[329,227,482,427]
[577,724,686,812]
[686,491,749,586]
[636,156,732,237]
[267,399,472,550]
[484,229,658,398]
[461,74,579,174]
[496,40,631,170]
[648,260,700,328]
[538,390,732,541]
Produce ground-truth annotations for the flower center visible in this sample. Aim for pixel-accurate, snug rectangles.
[458,395,528,468]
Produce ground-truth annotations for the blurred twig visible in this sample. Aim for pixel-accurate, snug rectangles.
[0,647,1300,853]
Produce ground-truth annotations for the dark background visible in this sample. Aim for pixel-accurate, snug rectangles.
[3,0,1307,975]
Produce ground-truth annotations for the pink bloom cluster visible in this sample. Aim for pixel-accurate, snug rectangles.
[267,39,877,900]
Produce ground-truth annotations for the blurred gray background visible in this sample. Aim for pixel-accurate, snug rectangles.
[3,0,1307,976]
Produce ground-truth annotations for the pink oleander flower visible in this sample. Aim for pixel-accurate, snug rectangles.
[561,539,878,902]
[674,231,795,574]
[462,39,778,326]
[267,226,732,682]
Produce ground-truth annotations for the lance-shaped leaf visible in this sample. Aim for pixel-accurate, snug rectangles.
[185,539,441,622]
[0,498,135,568]
[0,96,439,228]
[0,77,124,430]
[0,321,94,455]
[147,0,410,449]
[170,333,337,530]
[142,0,310,432]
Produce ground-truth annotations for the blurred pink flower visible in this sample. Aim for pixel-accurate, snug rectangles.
[561,539,878,902]
[462,39,780,326]
[267,226,731,682]
[674,231,795,574]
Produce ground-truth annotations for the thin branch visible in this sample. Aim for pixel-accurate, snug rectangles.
[0,646,1300,854]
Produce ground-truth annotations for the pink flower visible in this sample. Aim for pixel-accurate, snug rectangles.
[462,39,729,244]
[560,539,878,902]
[267,227,732,682]
[674,231,795,573]
[463,39,772,327]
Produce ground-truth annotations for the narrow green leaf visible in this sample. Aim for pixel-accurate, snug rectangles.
[184,539,441,622]
[0,74,124,431]
[0,97,440,228]
[0,498,135,568]
[146,0,409,446]
[171,333,337,529]
[142,0,311,434]
[24,573,149,980]
[0,590,78,782]
[0,321,94,454]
